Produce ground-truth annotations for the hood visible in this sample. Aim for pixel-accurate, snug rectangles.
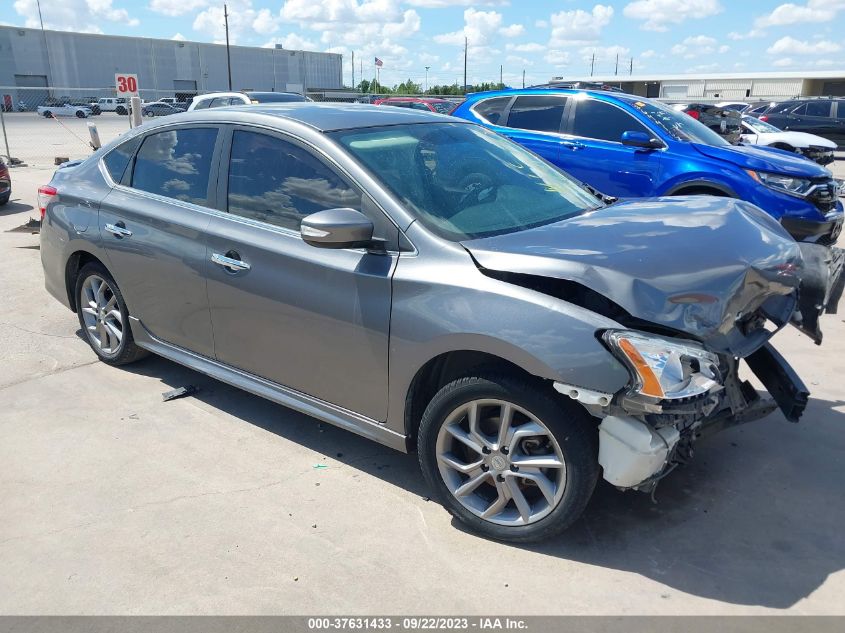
[745,131,837,150]
[691,142,830,178]
[463,196,804,356]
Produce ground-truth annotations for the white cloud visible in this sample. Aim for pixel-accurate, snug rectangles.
[623,0,723,32]
[406,0,507,7]
[434,8,502,47]
[534,19,548,28]
[148,0,207,17]
[499,24,524,38]
[544,50,571,66]
[549,4,614,47]
[728,29,765,40]
[506,42,545,53]
[13,0,139,31]
[263,33,317,50]
[172,32,186,41]
[755,1,845,28]
[580,44,630,66]
[670,35,723,57]
[640,49,657,59]
[767,36,841,55]
[773,57,794,67]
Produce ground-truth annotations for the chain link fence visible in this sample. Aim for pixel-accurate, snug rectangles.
[0,87,466,168]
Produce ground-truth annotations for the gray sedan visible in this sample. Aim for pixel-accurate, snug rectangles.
[39,104,838,542]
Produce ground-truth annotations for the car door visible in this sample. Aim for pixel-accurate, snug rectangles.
[558,97,663,197]
[98,125,223,358]
[204,126,397,420]
[832,101,845,147]
[788,101,834,137]
[500,94,568,164]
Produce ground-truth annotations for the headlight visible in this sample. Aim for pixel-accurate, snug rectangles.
[746,170,814,197]
[603,330,720,400]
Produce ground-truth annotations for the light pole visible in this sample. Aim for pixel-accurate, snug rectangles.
[425,66,430,94]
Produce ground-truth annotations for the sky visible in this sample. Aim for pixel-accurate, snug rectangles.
[5,0,845,88]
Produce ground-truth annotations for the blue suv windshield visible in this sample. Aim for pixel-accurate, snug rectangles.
[631,99,730,147]
[332,123,601,241]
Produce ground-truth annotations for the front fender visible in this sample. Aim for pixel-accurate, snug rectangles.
[385,247,631,434]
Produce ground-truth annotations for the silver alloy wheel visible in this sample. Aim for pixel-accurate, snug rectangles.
[80,275,123,355]
[435,399,567,526]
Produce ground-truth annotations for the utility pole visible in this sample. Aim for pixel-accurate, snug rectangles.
[463,36,468,93]
[522,69,525,88]
[615,53,619,76]
[224,3,232,90]
[352,51,355,89]
[590,52,595,77]
[629,57,633,75]
[36,0,54,94]
[500,64,503,88]
[425,66,430,93]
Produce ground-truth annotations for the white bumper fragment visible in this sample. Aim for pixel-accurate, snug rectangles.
[598,415,680,489]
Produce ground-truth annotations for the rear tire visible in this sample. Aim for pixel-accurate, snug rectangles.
[74,263,148,366]
[75,110,85,118]
[418,373,599,543]
[44,111,53,118]
[116,106,127,115]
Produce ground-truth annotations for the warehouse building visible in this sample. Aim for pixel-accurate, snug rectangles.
[559,71,845,102]
[0,25,343,107]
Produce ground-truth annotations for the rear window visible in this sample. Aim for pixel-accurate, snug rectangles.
[131,128,218,206]
[506,95,566,133]
[472,97,511,124]
[102,136,141,183]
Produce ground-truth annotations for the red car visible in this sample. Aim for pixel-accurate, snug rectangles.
[0,159,10,206]
[374,97,456,115]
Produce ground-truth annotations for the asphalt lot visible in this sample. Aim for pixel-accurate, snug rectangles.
[1,115,845,614]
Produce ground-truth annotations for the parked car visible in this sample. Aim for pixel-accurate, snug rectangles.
[158,97,179,105]
[744,101,777,116]
[673,103,743,144]
[97,98,130,115]
[68,99,101,115]
[374,97,456,114]
[756,98,845,149]
[142,102,185,117]
[452,89,843,244]
[715,101,749,112]
[37,103,92,118]
[741,115,836,166]
[39,104,841,542]
[0,159,10,206]
[188,91,310,111]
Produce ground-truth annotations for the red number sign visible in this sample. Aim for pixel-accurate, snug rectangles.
[114,73,139,96]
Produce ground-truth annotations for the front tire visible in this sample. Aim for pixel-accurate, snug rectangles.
[75,263,148,366]
[418,374,599,543]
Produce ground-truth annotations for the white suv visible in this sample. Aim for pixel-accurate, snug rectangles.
[188,91,310,111]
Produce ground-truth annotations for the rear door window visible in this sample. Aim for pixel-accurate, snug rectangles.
[769,101,800,115]
[472,96,512,124]
[571,99,650,143]
[131,127,218,206]
[804,101,833,117]
[506,95,567,133]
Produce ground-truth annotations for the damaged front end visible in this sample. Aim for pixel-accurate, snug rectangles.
[462,197,844,493]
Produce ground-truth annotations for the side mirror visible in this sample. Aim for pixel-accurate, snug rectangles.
[301,208,375,249]
[621,130,663,149]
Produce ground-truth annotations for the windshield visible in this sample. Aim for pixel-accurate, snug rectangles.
[331,123,601,241]
[631,100,730,146]
[742,116,781,133]
[430,101,455,114]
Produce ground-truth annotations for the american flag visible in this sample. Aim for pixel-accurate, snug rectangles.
[374,57,384,67]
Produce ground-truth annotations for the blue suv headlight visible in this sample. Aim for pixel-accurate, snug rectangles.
[746,170,814,197]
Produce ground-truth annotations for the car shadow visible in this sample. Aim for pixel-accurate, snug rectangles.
[0,200,35,216]
[106,349,845,610]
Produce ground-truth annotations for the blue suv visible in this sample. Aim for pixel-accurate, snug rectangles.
[452,89,843,244]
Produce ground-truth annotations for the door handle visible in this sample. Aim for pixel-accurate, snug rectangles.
[104,222,132,237]
[211,252,251,272]
[560,140,585,150]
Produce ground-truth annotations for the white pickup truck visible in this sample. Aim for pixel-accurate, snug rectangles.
[37,103,93,118]
[96,97,131,114]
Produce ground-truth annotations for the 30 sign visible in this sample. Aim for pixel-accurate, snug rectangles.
[114,73,139,96]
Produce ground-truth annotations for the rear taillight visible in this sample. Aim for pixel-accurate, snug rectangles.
[759,115,769,122]
[686,110,700,120]
[37,185,57,221]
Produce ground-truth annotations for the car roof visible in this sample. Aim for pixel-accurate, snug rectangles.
[383,97,449,102]
[463,87,638,104]
[173,102,460,132]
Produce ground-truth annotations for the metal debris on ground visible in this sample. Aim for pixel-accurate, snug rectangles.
[161,385,199,402]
